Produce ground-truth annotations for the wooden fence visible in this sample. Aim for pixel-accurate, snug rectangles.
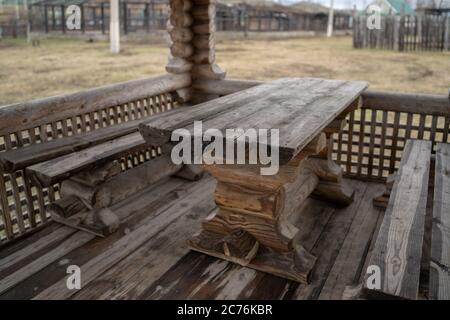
[353,14,450,51]
[2,2,352,38]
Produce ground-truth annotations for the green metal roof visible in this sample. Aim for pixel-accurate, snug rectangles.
[385,0,415,15]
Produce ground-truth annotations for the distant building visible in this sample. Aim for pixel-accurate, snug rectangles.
[366,0,416,15]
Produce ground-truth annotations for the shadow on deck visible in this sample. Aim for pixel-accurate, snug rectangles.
[0,176,391,300]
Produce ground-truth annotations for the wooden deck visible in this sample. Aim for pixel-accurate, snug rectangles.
[0,176,395,300]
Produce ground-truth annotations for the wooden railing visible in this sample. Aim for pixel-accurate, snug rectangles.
[0,73,191,244]
[337,90,450,181]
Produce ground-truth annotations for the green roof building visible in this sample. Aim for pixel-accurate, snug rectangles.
[366,0,415,15]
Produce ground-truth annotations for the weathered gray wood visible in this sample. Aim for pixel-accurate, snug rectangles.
[0,73,190,136]
[26,132,146,187]
[0,177,188,299]
[33,178,215,299]
[0,118,146,173]
[429,143,450,300]
[362,90,450,116]
[192,79,263,96]
[363,139,431,300]
[0,232,95,295]
[0,226,76,275]
[140,78,367,165]
[175,164,204,181]
[92,155,182,209]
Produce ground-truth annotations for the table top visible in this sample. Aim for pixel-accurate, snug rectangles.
[139,78,368,164]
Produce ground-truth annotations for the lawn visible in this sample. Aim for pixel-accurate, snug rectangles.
[0,36,449,105]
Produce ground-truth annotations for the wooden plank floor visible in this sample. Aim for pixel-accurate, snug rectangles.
[0,176,387,300]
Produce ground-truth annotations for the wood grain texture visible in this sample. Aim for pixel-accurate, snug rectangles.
[26,132,146,187]
[0,117,147,173]
[140,77,367,164]
[33,178,215,299]
[429,143,450,300]
[0,74,190,136]
[363,139,431,300]
[0,179,389,300]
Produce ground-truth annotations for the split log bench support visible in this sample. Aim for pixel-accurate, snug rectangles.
[21,131,194,236]
[429,143,450,300]
[47,156,183,236]
[140,77,368,283]
[363,140,432,300]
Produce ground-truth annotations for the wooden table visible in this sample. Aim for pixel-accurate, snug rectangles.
[140,78,368,283]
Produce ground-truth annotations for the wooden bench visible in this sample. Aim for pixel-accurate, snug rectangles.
[429,143,450,300]
[363,139,432,299]
[140,77,368,283]
[0,117,146,174]
[0,74,191,243]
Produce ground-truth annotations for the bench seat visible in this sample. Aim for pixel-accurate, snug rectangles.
[0,117,146,173]
[26,132,147,187]
[429,143,450,300]
[363,139,432,299]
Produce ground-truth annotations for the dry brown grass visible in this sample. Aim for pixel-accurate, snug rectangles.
[1,36,449,105]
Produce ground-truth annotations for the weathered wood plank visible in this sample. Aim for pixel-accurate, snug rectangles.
[139,194,340,300]
[140,78,367,164]
[0,178,188,299]
[0,74,190,136]
[26,132,146,187]
[429,143,450,300]
[363,139,431,300]
[293,180,369,299]
[0,226,76,278]
[0,117,147,173]
[72,180,216,299]
[192,79,263,96]
[0,232,96,295]
[361,90,450,116]
[319,183,385,299]
[33,178,215,299]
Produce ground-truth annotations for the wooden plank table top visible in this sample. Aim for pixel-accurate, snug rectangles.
[139,78,368,164]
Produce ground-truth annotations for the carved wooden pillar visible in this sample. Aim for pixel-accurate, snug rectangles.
[166,0,194,103]
[166,0,226,105]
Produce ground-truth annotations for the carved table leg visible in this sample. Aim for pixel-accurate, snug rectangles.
[307,101,359,206]
[308,133,355,205]
[189,135,326,283]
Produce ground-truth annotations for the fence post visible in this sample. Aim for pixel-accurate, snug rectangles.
[80,4,85,34]
[61,5,65,34]
[44,4,48,33]
[101,2,105,34]
[122,1,128,34]
[110,0,120,53]
[393,15,400,51]
[445,15,450,51]
[144,3,150,33]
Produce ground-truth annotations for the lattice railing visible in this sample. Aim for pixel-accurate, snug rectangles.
[0,74,190,244]
[333,91,450,181]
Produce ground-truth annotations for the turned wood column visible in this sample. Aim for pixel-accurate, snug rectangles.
[166,0,226,104]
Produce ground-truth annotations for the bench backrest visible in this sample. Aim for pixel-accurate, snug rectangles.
[0,74,190,244]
